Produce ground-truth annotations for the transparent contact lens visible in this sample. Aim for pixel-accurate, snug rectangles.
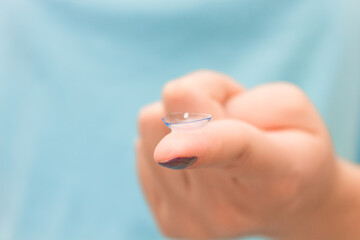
[162,112,212,131]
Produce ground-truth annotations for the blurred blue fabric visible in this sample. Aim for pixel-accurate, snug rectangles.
[0,0,359,239]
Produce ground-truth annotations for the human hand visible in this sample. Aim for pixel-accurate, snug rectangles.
[137,70,360,239]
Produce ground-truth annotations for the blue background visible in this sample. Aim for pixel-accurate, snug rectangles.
[0,0,359,239]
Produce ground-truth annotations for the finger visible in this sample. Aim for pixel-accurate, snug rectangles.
[154,119,282,174]
[137,102,170,201]
[225,82,325,135]
[138,102,170,156]
[136,140,163,209]
[137,102,192,196]
[137,112,215,238]
[162,70,243,119]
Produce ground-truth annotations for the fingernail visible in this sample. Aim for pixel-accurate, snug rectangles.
[158,157,197,170]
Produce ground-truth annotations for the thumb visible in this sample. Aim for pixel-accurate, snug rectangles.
[154,119,278,171]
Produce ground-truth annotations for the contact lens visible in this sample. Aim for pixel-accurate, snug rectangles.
[162,112,212,131]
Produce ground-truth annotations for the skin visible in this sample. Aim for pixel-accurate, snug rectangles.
[136,70,360,239]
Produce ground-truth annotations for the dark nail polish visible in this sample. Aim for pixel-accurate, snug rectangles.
[158,157,197,170]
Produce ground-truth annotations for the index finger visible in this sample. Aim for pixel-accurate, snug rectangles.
[162,70,244,118]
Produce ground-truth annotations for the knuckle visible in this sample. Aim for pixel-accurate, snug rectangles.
[162,80,179,99]
[162,79,192,103]
[273,82,312,113]
[162,70,232,103]
[276,82,309,103]
[162,70,223,96]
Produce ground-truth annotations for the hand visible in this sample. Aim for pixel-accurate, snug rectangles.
[136,70,360,239]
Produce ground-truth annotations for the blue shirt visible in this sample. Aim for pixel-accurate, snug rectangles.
[0,0,359,239]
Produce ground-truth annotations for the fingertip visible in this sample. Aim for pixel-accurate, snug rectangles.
[154,131,196,162]
[154,120,257,170]
[153,130,208,168]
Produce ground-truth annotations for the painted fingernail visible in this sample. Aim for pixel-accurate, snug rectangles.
[158,157,197,170]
